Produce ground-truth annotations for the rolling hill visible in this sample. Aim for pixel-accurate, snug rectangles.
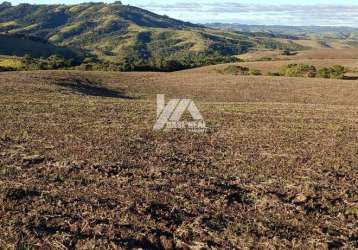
[208,23,358,50]
[0,2,307,70]
[208,24,358,35]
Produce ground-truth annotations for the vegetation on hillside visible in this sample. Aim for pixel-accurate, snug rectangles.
[279,64,317,78]
[0,2,308,71]
[318,65,347,79]
[219,64,347,79]
[20,54,76,70]
[0,52,81,71]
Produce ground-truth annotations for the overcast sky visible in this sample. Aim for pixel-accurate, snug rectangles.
[5,0,358,26]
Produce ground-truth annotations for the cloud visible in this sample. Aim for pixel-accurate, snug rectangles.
[136,2,358,26]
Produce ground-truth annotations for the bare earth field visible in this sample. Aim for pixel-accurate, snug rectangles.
[0,70,357,249]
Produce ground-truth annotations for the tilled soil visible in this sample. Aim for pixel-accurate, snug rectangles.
[0,71,357,249]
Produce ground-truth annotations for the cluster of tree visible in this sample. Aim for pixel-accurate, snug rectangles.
[4,53,349,79]
[220,63,347,80]
[20,54,76,70]
[75,58,124,71]
[0,65,16,72]
[279,64,317,78]
[278,64,346,79]
[77,52,239,72]
[2,52,239,73]
[318,65,347,79]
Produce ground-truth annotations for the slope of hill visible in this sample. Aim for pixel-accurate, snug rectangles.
[0,34,83,60]
[0,2,307,70]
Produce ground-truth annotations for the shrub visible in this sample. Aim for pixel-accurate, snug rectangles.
[219,65,250,75]
[282,49,292,56]
[318,65,346,79]
[318,68,331,79]
[280,64,317,78]
[258,57,272,61]
[0,65,16,71]
[330,65,346,79]
[250,69,262,76]
[21,54,34,69]
[47,55,71,69]
[19,54,76,70]
[268,72,281,76]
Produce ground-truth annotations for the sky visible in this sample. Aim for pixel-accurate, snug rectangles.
[5,0,358,26]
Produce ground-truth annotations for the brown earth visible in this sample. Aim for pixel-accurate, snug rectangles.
[0,70,357,249]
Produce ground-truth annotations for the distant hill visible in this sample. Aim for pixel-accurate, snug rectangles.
[206,23,358,51]
[207,23,358,40]
[0,2,308,70]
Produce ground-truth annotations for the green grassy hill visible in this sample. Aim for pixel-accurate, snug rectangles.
[0,2,307,70]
